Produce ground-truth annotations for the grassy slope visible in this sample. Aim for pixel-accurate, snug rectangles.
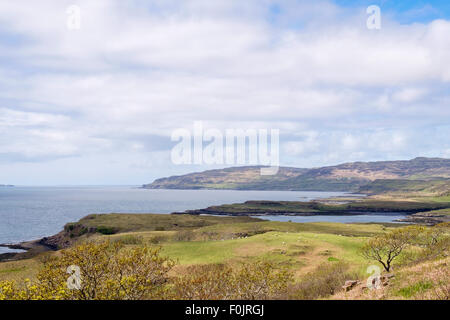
[1,211,445,296]
[66,213,261,234]
[333,256,449,300]
[0,257,42,283]
[159,231,370,276]
[0,214,391,282]
[360,179,450,196]
[414,195,450,202]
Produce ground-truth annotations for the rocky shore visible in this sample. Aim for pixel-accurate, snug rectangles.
[395,212,450,225]
[0,230,74,262]
[0,239,53,262]
[174,209,380,216]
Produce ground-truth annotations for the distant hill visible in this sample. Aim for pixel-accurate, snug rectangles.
[144,166,308,190]
[143,157,450,193]
[358,178,450,196]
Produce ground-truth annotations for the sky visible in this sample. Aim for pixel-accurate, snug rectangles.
[0,0,449,185]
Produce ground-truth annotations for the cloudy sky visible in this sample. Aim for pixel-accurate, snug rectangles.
[0,0,449,185]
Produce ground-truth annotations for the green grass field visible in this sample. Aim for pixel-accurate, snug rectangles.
[1,211,448,301]
[1,216,391,281]
[88,218,391,279]
[158,231,370,276]
[415,195,450,203]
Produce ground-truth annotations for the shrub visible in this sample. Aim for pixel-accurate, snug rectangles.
[414,259,450,300]
[0,281,18,300]
[410,223,450,262]
[171,261,293,300]
[148,235,170,244]
[173,230,196,241]
[0,241,175,300]
[65,224,75,232]
[170,264,234,300]
[281,261,357,300]
[430,267,450,300]
[114,235,144,245]
[327,257,339,262]
[96,226,117,235]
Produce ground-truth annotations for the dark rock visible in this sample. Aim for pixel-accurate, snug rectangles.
[342,280,360,291]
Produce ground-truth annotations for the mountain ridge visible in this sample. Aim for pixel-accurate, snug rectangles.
[143,157,450,193]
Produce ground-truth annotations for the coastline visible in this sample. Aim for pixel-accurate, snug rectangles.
[0,239,55,262]
[394,212,450,225]
[0,231,66,262]
[174,199,450,218]
[2,196,449,263]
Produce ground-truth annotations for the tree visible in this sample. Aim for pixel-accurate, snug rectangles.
[18,240,175,300]
[361,226,422,272]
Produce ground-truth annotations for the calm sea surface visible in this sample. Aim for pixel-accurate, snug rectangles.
[0,186,404,253]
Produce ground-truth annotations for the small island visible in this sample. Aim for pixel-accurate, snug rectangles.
[173,199,450,224]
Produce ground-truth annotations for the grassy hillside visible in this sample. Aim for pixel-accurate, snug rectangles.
[1,213,447,300]
[333,257,449,300]
[0,213,391,283]
[358,178,450,196]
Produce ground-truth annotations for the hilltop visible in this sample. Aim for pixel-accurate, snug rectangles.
[143,157,450,194]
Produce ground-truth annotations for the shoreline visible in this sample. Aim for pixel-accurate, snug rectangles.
[0,237,59,262]
[181,210,414,216]
[174,199,450,221]
[2,197,449,263]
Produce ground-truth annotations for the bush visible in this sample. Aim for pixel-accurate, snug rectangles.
[65,224,75,232]
[170,261,293,300]
[148,235,171,244]
[327,257,339,262]
[114,235,144,245]
[281,261,357,300]
[0,241,175,300]
[96,226,117,235]
[173,230,196,241]
[0,281,18,300]
[410,223,450,262]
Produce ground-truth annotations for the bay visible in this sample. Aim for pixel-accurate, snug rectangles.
[0,186,402,253]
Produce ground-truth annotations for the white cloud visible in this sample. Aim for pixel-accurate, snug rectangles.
[392,88,428,103]
[0,0,449,183]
